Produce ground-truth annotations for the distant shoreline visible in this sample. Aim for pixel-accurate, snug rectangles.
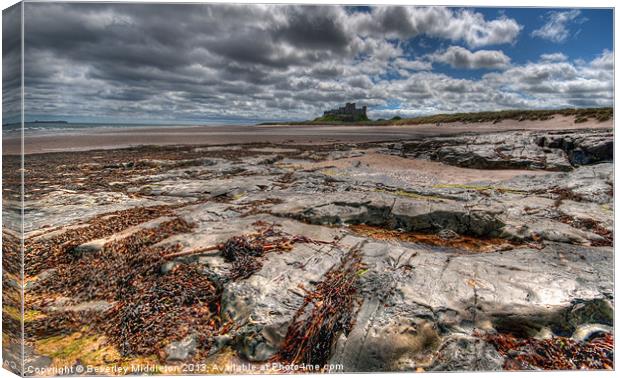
[33,120,69,124]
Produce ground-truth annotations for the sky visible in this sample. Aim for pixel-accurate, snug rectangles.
[2,3,614,124]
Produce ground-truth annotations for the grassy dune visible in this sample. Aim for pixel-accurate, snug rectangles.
[260,107,613,126]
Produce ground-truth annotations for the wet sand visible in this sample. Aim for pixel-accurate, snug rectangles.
[2,116,612,155]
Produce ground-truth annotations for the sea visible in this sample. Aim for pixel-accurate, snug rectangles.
[3,122,219,136]
[1,121,256,135]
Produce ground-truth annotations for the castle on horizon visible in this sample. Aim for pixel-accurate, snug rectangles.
[323,102,367,121]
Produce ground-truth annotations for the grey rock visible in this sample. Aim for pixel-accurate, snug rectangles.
[160,261,179,274]
[24,343,53,372]
[396,129,611,172]
[536,131,613,166]
[429,335,504,371]
[571,323,613,342]
[72,216,175,255]
[533,327,555,340]
[47,299,113,313]
[331,238,612,371]
[165,334,198,362]
[222,230,352,361]
[271,191,504,237]
[330,299,441,372]
[209,335,234,355]
[24,191,165,232]
[25,356,54,371]
[567,298,614,328]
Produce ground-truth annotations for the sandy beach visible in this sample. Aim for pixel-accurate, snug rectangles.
[3,116,612,155]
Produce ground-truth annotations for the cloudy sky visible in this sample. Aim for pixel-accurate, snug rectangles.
[5,3,615,124]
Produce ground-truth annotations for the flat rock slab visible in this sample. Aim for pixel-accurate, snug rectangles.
[24,191,165,232]
[209,216,612,370]
[73,216,175,254]
[329,239,612,371]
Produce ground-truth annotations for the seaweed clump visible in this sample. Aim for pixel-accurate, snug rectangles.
[25,205,176,276]
[484,332,614,370]
[25,215,226,360]
[221,221,324,280]
[30,217,195,302]
[273,247,364,368]
[105,264,222,357]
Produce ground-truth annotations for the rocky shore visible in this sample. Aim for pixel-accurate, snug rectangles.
[3,126,614,373]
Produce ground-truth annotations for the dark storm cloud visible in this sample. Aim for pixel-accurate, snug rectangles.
[19,3,613,123]
[357,6,419,37]
[272,6,350,51]
[208,34,298,68]
[2,3,22,122]
[2,3,21,56]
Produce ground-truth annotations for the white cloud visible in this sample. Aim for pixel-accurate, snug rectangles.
[589,49,613,70]
[540,52,568,62]
[351,7,522,48]
[393,58,433,71]
[430,46,511,69]
[480,50,612,108]
[370,50,613,119]
[531,10,582,43]
[346,75,374,89]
